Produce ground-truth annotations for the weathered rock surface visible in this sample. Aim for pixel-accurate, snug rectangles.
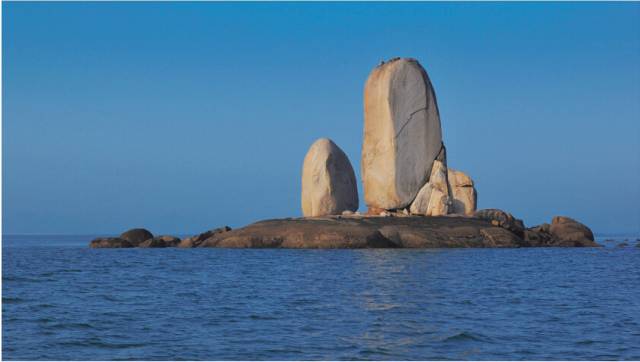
[410,160,450,216]
[119,228,153,246]
[548,216,596,247]
[90,237,133,248]
[139,235,181,248]
[90,214,599,249]
[301,138,359,217]
[362,58,443,210]
[178,226,232,248]
[198,215,525,248]
[194,215,598,249]
[447,169,477,215]
[475,209,525,238]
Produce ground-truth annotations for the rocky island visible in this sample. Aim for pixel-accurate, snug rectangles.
[90,57,599,249]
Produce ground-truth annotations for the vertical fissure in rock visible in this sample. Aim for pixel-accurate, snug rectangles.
[394,106,429,139]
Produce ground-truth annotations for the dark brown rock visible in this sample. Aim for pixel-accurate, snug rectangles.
[90,237,133,248]
[524,228,553,247]
[178,226,231,248]
[119,228,153,246]
[139,235,180,248]
[474,209,525,238]
[549,216,597,247]
[197,215,525,248]
[480,227,527,247]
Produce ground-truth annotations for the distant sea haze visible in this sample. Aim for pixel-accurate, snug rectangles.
[3,234,639,360]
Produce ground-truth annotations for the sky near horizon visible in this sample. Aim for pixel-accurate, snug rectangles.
[3,2,640,235]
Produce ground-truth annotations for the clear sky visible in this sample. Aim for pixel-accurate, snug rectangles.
[3,2,639,235]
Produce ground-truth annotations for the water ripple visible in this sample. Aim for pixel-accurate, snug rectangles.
[2,236,640,360]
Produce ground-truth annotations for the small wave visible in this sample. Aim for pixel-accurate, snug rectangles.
[365,303,400,311]
[249,314,278,320]
[441,331,485,343]
[3,296,27,304]
[57,339,145,349]
[576,339,597,345]
[46,322,94,330]
[30,303,55,310]
[3,276,43,283]
[35,317,54,324]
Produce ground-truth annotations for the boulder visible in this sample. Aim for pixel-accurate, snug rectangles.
[301,138,358,217]
[89,237,133,248]
[447,169,477,215]
[362,57,443,210]
[139,235,181,248]
[410,160,450,216]
[178,226,232,248]
[523,227,553,247]
[549,216,596,246]
[119,228,153,246]
[474,209,525,238]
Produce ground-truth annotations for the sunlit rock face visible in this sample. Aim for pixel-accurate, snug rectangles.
[301,138,359,217]
[362,58,443,210]
[410,160,450,216]
[447,169,477,215]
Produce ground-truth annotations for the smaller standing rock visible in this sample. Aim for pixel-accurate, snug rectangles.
[301,138,359,217]
[119,228,154,246]
[447,169,477,215]
[410,160,450,216]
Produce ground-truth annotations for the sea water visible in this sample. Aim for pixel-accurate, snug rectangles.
[2,235,639,360]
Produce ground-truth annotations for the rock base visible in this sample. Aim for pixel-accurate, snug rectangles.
[90,214,599,249]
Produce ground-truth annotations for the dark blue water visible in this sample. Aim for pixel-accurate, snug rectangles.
[3,235,640,360]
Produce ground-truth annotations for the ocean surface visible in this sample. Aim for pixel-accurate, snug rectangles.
[3,234,639,360]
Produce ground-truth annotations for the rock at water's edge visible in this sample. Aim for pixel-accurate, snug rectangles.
[90,237,133,248]
[475,209,525,238]
[178,226,232,248]
[549,216,596,247]
[139,235,181,248]
[119,228,153,246]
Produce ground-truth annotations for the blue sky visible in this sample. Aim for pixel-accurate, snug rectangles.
[3,2,639,235]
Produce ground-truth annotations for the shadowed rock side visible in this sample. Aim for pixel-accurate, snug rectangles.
[90,237,133,248]
[195,214,599,249]
[139,235,181,248]
[119,228,153,246]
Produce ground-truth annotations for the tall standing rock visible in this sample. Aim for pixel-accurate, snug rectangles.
[301,138,359,217]
[362,58,443,210]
